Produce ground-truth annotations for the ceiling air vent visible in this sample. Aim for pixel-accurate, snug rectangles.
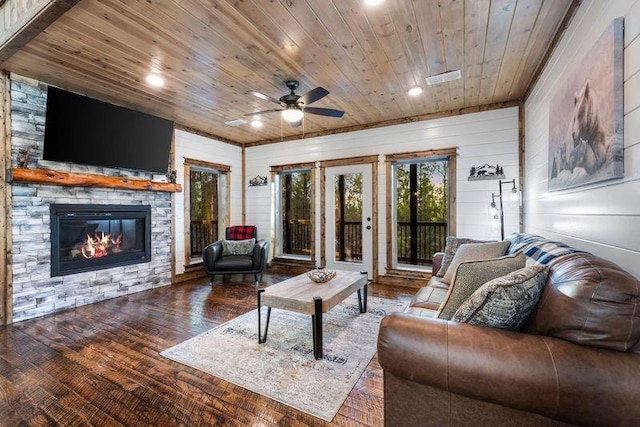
[224,119,248,127]
[426,70,462,86]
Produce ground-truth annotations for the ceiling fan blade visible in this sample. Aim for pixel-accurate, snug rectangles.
[298,87,329,106]
[248,91,283,106]
[290,119,303,128]
[304,107,345,118]
[243,108,283,117]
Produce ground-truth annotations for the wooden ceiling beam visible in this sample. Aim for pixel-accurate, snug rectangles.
[243,100,520,147]
[0,0,80,63]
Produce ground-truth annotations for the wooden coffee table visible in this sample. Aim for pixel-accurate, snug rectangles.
[257,270,369,360]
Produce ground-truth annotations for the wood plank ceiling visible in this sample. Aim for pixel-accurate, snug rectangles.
[0,0,574,146]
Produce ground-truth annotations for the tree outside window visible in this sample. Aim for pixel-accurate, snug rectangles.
[190,169,219,258]
[281,171,311,256]
[395,159,449,266]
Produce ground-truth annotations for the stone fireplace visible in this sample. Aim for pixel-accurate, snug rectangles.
[8,75,175,323]
[50,204,152,277]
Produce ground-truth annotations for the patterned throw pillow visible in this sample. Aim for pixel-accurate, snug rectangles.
[221,238,256,256]
[436,253,525,320]
[504,233,587,266]
[441,241,511,284]
[436,237,490,277]
[452,264,549,331]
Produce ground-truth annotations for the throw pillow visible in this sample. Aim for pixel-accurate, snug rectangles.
[452,264,549,331]
[221,238,256,256]
[436,237,490,277]
[436,252,525,320]
[227,225,256,240]
[441,241,511,284]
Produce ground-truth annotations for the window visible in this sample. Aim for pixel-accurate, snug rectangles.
[272,163,315,260]
[386,149,456,271]
[281,170,312,257]
[184,160,229,264]
[334,172,362,263]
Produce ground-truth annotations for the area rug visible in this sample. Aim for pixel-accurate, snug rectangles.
[160,294,406,422]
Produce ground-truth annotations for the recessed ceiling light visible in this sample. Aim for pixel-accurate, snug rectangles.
[251,119,263,128]
[408,86,423,96]
[364,0,384,6]
[145,74,165,87]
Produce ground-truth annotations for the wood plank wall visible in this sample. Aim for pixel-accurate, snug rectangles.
[173,129,242,276]
[524,0,640,279]
[244,107,520,279]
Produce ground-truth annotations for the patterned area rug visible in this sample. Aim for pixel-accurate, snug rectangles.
[161,294,406,422]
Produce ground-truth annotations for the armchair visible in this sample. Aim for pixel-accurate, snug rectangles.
[202,226,269,284]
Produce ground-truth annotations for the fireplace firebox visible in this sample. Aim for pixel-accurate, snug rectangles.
[50,204,151,276]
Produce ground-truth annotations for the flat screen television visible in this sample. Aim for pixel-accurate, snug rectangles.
[43,86,174,173]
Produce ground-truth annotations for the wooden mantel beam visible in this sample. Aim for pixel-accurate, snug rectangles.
[10,168,182,193]
[0,0,80,63]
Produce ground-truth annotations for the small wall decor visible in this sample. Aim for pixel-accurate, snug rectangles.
[468,164,505,181]
[249,175,268,186]
[17,145,37,168]
[548,18,624,191]
[167,170,177,184]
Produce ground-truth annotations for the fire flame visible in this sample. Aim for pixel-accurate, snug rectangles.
[81,232,123,259]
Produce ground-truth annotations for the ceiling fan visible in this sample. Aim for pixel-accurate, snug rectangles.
[245,80,345,127]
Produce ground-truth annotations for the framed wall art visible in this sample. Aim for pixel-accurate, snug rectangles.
[548,18,624,191]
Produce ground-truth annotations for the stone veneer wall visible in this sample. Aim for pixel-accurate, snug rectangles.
[9,75,172,323]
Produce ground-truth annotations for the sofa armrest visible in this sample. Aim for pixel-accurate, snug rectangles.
[203,241,223,272]
[378,312,640,426]
[432,252,444,275]
[252,239,269,270]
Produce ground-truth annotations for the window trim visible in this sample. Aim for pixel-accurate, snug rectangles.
[183,158,231,266]
[385,148,457,275]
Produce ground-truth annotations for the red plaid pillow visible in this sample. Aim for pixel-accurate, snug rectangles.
[226,226,256,240]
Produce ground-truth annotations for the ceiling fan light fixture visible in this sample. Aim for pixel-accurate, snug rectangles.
[281,107,304,122]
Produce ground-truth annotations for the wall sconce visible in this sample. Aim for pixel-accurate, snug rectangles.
[249,175,268,186]
[489,179,518,240]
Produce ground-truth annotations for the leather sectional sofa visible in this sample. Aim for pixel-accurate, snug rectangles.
[378,233,640,426]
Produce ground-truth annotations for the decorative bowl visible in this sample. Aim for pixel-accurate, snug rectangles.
[307,268,336,283]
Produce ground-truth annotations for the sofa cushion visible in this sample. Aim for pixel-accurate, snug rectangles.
[404,306,438,318]
[214,255,254,271]
[436,237,489,277]
[525,253,640,351]
[221,238,256,256]
[442,241,511,284]
[436,253,525,320]
[409,276,449,310]
[452,264,549,331]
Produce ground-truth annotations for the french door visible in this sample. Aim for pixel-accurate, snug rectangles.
[324,164,373,279]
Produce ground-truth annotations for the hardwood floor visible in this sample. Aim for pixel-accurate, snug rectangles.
[0,272,415,426]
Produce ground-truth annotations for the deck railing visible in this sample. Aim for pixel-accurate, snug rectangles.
[280,219,447,265]
[190,220,218,257]
[396,221,448,265]
[283,219,312,255]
